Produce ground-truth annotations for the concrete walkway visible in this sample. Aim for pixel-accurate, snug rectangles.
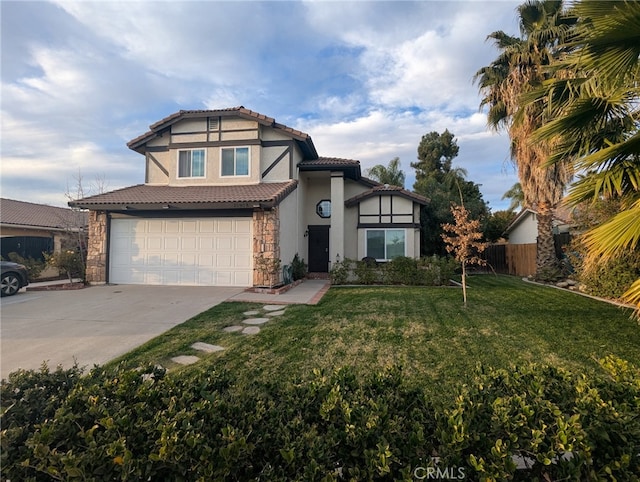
[1,279,330,379]
[227,279,330,305]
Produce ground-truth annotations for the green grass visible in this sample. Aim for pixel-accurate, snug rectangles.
[110,275,640,404]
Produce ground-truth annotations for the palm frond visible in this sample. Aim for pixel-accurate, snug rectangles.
[621,278,640,321]
[582,198,640,260]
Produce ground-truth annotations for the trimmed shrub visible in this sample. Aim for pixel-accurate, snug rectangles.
[3,359,638,480]
[437,356,640,481]
[330,255,457,286]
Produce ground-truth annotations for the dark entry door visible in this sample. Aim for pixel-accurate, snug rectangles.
[308,225,329,272]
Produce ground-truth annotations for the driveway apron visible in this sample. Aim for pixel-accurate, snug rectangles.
[0,285,242,379]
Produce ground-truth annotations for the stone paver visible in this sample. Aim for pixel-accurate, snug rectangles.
[263,304,285,311]
[223,325,244,333]
[243,317,269,325]
[191,342,224,353]
[266,310,286,317]
[242,326,261,335]
[171,355,200,365]
[243,310,260,316]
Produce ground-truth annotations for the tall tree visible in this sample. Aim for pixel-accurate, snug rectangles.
[411,130,459,186]
[366,157,406,187]
[530,0,640,315]
[412,131,489,255]
[474,0,574,277]
[502,182,526,212]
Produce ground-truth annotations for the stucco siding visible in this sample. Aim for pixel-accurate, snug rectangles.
[508,213,538,244]
[278,190,299,269]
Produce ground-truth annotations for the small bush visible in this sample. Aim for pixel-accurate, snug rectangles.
[572,249,640,300]
[290,253,307,281]
[329,257,353,284]
[7,252,46,279]
[44,250,84,283]
[382,256,421,285]
[354,259,382,285]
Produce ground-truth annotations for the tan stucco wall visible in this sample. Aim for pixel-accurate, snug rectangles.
[277,190,300,269]
[144,118,309,186]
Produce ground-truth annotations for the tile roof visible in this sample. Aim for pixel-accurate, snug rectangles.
[345,183,429,206]
[299,157,361,167]
[127,106,317,158]
[68,182,298,210]
[0,198,87,231]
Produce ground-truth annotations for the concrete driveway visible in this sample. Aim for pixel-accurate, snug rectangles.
[1,284,243,379]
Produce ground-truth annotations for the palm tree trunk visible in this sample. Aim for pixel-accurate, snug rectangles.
[536,202,558,277]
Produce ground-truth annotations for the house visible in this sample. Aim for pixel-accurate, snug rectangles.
[0,198,87,264]
[69,107,427,287]
[503,207,572,245]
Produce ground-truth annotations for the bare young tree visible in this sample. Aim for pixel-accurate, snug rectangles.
[441,204,487,307]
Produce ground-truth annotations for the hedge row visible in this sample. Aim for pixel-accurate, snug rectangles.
[330,256,458,286]
[1,357,639,481]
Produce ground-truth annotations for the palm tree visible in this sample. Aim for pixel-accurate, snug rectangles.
[530,0,640,315]
[502,182,526,212]
[366,157,406,187]
[474,0,574,277]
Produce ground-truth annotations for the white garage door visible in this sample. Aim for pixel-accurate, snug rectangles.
[109,217,252,286]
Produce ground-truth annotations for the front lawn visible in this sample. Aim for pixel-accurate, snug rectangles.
[112,274,640,403]
[5,274,640,480]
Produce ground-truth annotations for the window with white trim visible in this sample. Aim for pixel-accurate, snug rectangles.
[177,149,205,178]
[221,147,249,176]
[366,229,406,260]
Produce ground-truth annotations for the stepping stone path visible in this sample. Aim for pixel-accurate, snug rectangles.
[243,317,269,325]
[170,305,287,367]
[223,325,244,333]
[266,310,286,317]
[171,355,200,366]
[191,342,224,353]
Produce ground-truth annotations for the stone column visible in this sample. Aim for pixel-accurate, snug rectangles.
[85,210,107,284]
[252,208,281,287]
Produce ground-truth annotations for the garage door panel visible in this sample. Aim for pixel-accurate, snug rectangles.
[182,237,197,250]
[110,217,252,286]
[164,237,180,250]
[235,254,252,268]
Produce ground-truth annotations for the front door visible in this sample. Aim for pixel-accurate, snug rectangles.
[308,225,329,272]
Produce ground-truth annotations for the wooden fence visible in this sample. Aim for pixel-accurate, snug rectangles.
[483,243,537,277]
[482,234,572,277]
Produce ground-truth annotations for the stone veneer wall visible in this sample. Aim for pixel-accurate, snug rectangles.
[85,210,107,283]
[252,208,281,287]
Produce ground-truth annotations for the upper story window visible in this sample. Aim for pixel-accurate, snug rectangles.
[221,147,249,177]
[316,200,331,218]
[178,149,205,178]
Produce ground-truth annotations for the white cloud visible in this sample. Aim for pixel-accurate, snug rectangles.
[2,0,522,211]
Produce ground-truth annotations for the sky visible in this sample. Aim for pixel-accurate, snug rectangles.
[1,0,522,211]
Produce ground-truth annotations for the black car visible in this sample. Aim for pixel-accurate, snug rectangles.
[1,260,30,296]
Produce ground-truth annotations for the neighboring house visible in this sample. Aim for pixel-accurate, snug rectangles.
[0,198,87,273]
[69,107,427,287]
[503,207,572,245]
